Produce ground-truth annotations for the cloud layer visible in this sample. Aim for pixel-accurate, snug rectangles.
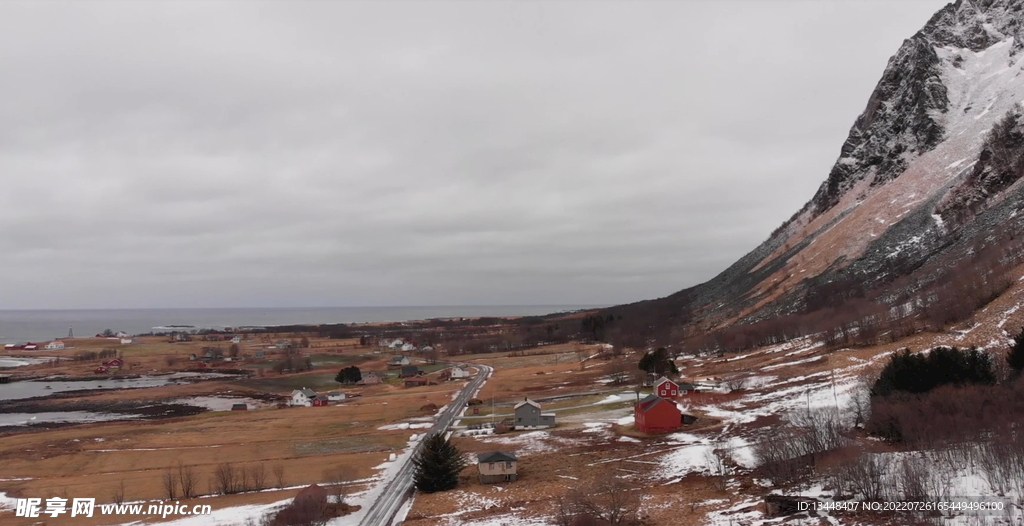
[0,0,947,308]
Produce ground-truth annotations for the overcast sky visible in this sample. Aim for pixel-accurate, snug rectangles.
[0,0,949,309]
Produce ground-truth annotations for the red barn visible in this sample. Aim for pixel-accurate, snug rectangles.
[311,395,330,407]
[634,394,681,434]
[102,358,124,368]
[654,377,680,398]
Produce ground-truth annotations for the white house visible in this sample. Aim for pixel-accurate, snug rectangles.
[327,391,346,402]
[116,331,130,338]
[401,343,415,352]
[231,336,242,344]
[448,366,471,379]
[388,355,411,367]
[290,388,317,407]
[389,339,405,350]
[44,341,65,350]
[120,338,133,345]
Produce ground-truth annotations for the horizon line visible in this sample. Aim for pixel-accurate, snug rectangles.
[0,304,610,312]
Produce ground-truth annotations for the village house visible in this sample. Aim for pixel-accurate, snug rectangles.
[399,365,421,378]
[102,358,124,370]
[404,376,429,388]
[312,394,330,407]
[44,340,65,350]
[446,366,471,380]
[327,391,346,402]
[291,388,317,407]
[358,372,382,385]
[24,343,38,351]
[477,451,518,483]
[513,398,555,429]
[388,356,411,368]
[654,377,680,398]
[634,394,681,434]
[388,339,406,350]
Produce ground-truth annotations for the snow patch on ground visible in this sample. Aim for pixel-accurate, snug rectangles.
[171,396,270,411]
[477,431,574,454]
[377,422,433,431]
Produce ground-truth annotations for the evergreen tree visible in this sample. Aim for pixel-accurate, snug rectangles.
[413,433,467,493]
[637,347,678,376]
[1009,328,1024,376]
[871,346,995,397]
[335,366,362,384]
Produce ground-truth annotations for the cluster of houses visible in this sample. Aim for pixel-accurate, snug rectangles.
[633,377,700,434]
[4,340,66,351]
[381,338,419,353]
[379,338,437,355]
[289,387,347,407]
[387,356,472,387]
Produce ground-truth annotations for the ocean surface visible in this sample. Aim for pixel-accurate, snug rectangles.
[0,305,600,344]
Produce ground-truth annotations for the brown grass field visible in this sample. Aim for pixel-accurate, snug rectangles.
[4,302,1022,526]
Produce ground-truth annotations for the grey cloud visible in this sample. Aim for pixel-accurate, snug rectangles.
[0,0,948,309]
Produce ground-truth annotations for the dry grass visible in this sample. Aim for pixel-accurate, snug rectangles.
[0,351,462,526]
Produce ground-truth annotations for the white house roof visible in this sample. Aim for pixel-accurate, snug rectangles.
[654,376,676,386]
[514,399,541,410]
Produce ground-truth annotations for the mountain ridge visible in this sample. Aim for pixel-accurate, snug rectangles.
[607,0,1024,351]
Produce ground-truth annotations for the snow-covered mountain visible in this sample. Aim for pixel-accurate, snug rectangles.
[613,0,1024,343]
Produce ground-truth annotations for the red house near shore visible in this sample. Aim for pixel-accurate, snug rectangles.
[634,394,681,434]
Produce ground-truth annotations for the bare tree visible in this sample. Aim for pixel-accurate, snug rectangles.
[240,464,251,493]
[111,480,126,505]
[604,359,630,386]
[249,464,267,492]
[559,474,642,526]
[272,464,285,488]
[163,469,178,499]
[631,368,647,403]
[215,462,238,494]
[704,447,729,491]
[724,376,748,392]
[178,461,198,499]
[842,453,886,501]
[322,466,353,504]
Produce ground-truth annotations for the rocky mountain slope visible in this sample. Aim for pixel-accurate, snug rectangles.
[611,0,1024,348]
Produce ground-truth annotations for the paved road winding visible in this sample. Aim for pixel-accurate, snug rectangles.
[357,363,493,526]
